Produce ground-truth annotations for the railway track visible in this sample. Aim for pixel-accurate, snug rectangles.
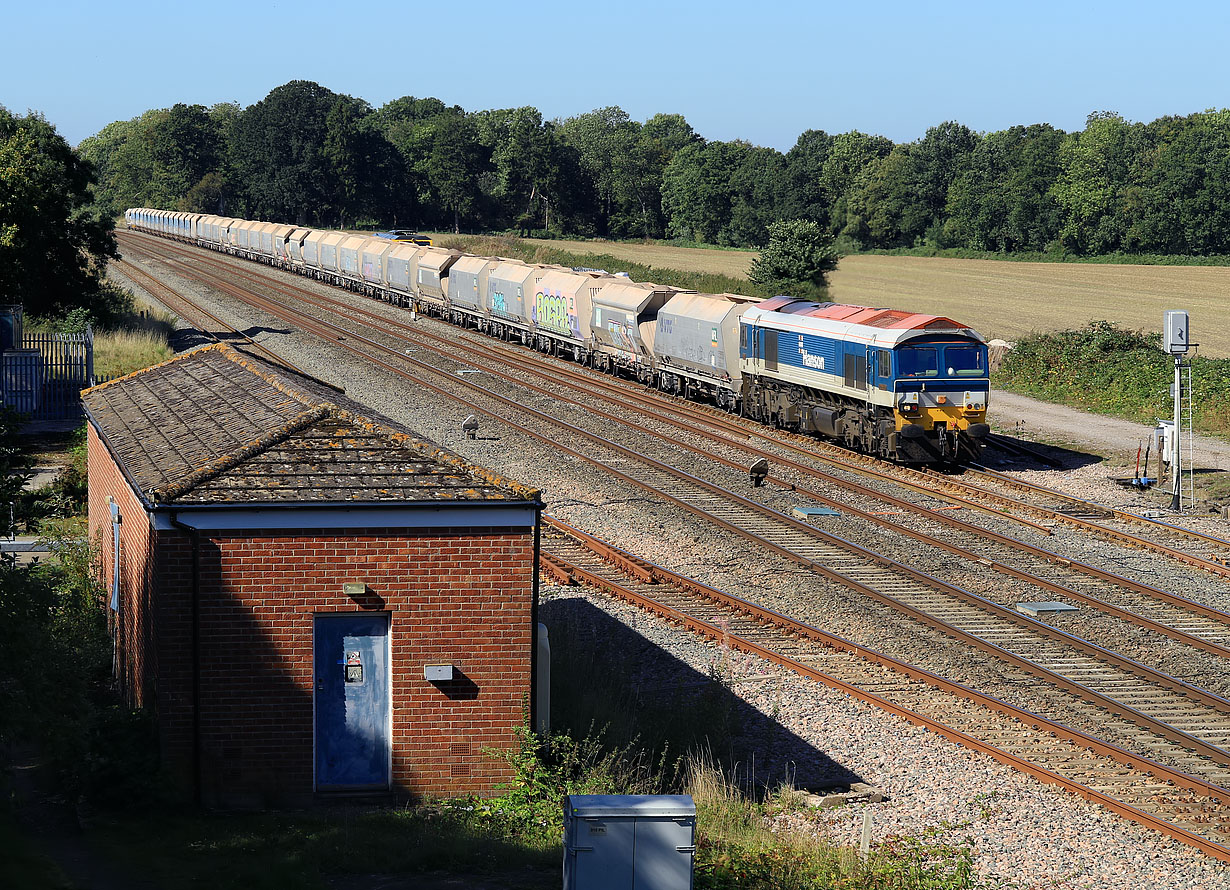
[118,236,1230,774]
[119,236,1230,661]
[112,257,314,380]
[541,516,1230,860]
[119,233,1230,577]
[117,232,1230,858]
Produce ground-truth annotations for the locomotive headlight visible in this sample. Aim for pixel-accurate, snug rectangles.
[963,391,984,411]
[899,392,919,413]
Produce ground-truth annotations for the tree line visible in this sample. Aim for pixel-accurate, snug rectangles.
[77,82,1230,258]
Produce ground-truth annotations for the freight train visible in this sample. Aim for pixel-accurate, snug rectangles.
[124,208,990,463]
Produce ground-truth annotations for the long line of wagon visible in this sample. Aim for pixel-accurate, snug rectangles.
[124,208,991,464]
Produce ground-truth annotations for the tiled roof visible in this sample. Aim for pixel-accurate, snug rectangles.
[82,344,538,506]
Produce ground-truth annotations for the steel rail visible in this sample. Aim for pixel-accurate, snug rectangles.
[113,254,317,381]
[124,232,1230,583]
[123,236,1230,771]
[123,231,1230,566]
[540,516,1230,861]
[126,238,1230,655]
[968,462,1230,551]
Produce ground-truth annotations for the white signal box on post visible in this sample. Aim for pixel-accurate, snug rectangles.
[1164,310,1190,354]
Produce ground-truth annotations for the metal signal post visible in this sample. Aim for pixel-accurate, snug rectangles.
[1163,311,1191,512]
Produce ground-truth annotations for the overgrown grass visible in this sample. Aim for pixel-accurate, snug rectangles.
[994,321,1230,438]
[92,326,175,379]
[26,280,177,380]
[439,234,766,296]
[689,754,975,890]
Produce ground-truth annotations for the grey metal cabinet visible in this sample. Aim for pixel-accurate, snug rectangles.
[563,795,695,890]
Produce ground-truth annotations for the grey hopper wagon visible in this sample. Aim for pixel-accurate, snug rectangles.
[591,280,687,383]
[383,242,427,305]
[338,235,371,286]
[447,255,501,325]
[482,259,541,341]
[359,238,396,293]
[655,292,762,410]
[285,228,315,267]
[412,247,463,313]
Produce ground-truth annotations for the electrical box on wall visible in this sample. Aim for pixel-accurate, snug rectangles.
[424,663,454,682]
[1164,310,1189,354]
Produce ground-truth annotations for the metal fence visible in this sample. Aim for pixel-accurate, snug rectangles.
[2,329,97,421]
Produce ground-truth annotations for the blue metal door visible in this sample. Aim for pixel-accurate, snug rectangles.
[314,614,390,789]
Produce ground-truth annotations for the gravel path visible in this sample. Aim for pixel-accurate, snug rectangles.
[990,390,1230,470]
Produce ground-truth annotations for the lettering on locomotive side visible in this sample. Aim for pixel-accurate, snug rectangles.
[534,289,577,337]
[799,336,826,370]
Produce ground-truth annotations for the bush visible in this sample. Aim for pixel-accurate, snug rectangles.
[995,320,1230,437]
[748,220,839,299]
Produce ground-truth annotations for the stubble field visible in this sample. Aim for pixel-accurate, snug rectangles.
[522,238,1230,357]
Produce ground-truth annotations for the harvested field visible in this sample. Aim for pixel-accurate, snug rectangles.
[829,256,1230,357]
[520,238,1230,357]
[520,236,756,279]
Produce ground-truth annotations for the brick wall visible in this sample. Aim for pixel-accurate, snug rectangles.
[91,423,537,807]
[86,424,157,707]
[153,525,535,807]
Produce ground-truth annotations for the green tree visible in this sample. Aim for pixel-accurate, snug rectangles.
[846,145,921,248]
[476,107,592,232]
[559,106,638,234]
[0,108,117,318]
[911,121,978,238]
[664,139,788,246]
[614,113,700,239]
[818,131,893,243]
[747,219,839,297]
[1050,111,1140,254]
[944,124,1065,252]
[425,115,483,232]
[661,141,725,243]
[150,104,223,208]
[232,80,340,224]
[726,144,790,247]
[783,129,834,224]
[1128,110,1230,255]
[323,97,365,226]
[77,117,142,215]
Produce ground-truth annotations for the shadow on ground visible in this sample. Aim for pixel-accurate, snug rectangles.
[542,593,865,795]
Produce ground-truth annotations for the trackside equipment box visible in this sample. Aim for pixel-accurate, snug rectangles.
[563,794,696,890]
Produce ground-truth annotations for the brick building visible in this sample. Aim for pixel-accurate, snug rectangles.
[83,343,542,806]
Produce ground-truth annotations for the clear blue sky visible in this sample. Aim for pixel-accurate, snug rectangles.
[4,0,1227,149]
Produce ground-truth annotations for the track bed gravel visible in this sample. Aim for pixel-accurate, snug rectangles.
[112,241,1230,888]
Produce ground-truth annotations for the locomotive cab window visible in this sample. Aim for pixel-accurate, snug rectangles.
[876,349,892,379]
[898,346,938,377]
[943,345,985,376]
